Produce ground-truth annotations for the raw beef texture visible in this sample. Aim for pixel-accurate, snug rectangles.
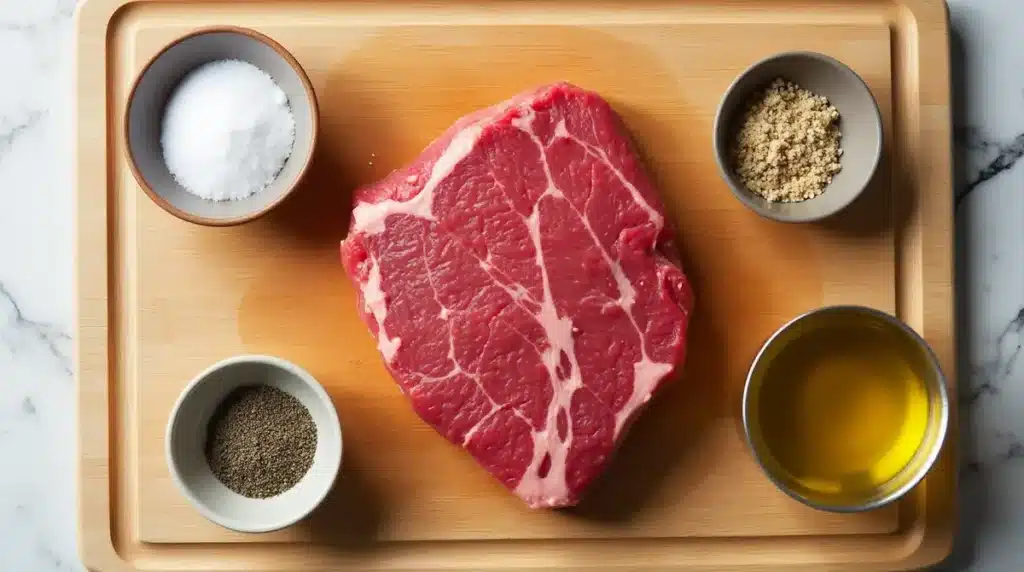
[340,82,694,508]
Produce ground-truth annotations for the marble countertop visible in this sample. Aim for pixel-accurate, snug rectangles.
[0,0,1018,570]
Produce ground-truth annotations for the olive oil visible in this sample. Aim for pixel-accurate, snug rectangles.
[754,324,931,502]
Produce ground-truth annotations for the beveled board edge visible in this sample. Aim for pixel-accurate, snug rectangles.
[74,0,956,570]
[75,0,120,569]
[890,0,957,568]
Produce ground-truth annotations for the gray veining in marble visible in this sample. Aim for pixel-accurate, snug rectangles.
[0,0,77,570]
[0,0,1021,570]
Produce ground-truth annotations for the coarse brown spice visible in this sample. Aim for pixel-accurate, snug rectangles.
[205,384,317,498]
[730,78,843,202]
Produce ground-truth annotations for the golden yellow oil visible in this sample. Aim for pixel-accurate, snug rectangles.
[754,324,931,501]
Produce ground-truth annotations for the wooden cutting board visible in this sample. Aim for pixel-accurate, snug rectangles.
[75,0,955,570]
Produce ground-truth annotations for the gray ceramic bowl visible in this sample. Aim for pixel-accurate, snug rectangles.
[713,51,883,223]
[124,26,318,226]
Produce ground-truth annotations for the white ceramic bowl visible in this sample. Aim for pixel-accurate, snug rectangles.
[124,26,319,226]
[166,355,342,533]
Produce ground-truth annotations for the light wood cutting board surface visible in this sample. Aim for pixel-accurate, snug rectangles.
[76,0,955,570]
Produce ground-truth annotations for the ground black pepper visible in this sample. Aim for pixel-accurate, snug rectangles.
[205,385,317,498]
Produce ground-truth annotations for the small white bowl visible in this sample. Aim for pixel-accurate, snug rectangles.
[166,355,342,533]
[124,26,319,226]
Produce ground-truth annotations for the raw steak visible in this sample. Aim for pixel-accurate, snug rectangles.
[340,82,694,508]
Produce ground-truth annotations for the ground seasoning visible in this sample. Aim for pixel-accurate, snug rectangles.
[160,59,296,202]
[730,78,843,203]
[205,385,317,498]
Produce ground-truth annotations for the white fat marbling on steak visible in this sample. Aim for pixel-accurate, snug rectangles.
[361,256,401,362]
[352,124,484,235]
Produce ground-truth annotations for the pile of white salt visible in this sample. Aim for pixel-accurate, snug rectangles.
[160,59,296,202]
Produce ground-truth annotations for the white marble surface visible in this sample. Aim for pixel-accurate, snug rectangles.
[0,0,1016,570]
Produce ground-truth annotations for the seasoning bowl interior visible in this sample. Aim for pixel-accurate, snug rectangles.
[742,306,949,512]
[712,51,883,223]
[124,26,318,226]
[166,355,342,533]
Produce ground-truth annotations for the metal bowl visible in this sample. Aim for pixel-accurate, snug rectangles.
[713,51,883,223]
[741,305,949,512]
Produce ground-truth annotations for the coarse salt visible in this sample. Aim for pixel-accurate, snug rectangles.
[160,59,296,202]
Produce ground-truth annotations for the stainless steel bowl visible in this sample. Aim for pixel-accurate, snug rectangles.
[741,305,949,512]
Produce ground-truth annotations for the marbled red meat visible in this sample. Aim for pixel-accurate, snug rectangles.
[340,82,694,508]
